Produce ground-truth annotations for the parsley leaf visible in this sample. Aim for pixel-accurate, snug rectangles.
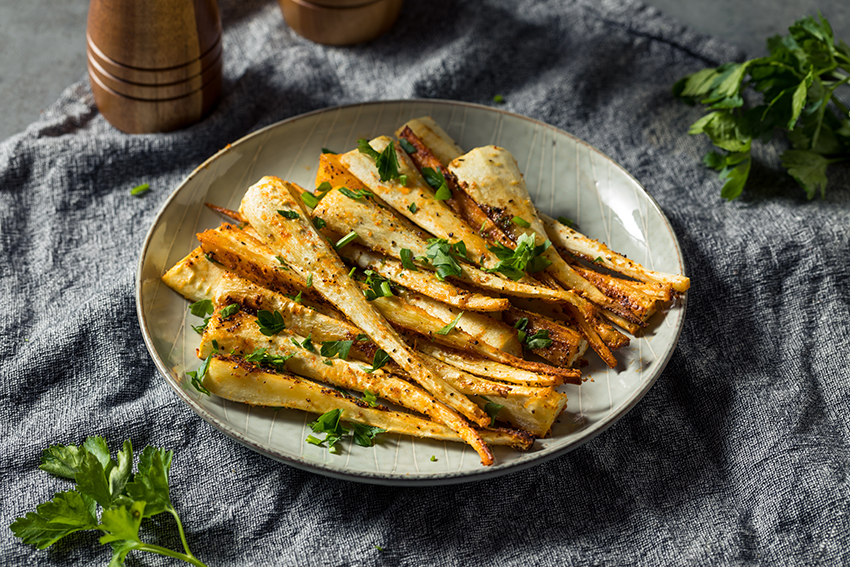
[301,192,320,209]
[493,94,505,104]
[421,167,452,200]
[400,248,418,271]
[219,303,240,320]
[291,335,316,353]
[308,409,348,454]
[321,148,336,154]
[357,139,381,160]
[351,423,386,447]
[376,143,401,182]
[425,238,464,281]
[10,490,98,549]
[339,187,375,200]
[275,255,290,270]
[513,317,529,343]
[399,139,417,153]
[363,270,395,301]
[480,396,504,426]
[130,183,150,197]
[407,202,418,213]
[313,217,327,230]
[363,349,390,374]
[256,310,286,336]
[320,340,354,360]
[512,216,531,228]
[277,210,299,219]
[557,216,574,228]
[189,300,214,334]
[436,312,464,335]
[525,329,553,350]
[363,389,378,406]
[245,348,294,370]
[486,233,552,281]
[186,352,213,396]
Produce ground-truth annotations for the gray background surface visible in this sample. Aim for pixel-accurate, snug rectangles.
[0,0,848,141]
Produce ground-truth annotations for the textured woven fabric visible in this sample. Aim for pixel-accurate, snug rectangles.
[2,0,849,565]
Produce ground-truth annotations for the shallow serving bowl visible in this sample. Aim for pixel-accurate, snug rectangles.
[136,100,688,486]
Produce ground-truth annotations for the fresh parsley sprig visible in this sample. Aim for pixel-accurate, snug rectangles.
[10,438,208,567]
[425,238,466,281]
[513,317,554,350]
[674,13,850,199]
[256,309,286,336]
[358,139,402,182]
[362,270,395,301]
[306,409,386,452]
[188,300,214,334]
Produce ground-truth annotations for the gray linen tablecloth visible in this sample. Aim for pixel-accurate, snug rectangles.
[2,0,848,564]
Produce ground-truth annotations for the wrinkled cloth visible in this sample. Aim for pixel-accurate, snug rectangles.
[2,0,848,565]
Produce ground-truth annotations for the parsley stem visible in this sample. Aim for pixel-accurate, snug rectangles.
[169,507,196,559]
[134,543,208,567]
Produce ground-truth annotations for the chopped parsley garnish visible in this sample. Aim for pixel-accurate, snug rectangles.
[323,360,333,366]
[399,139,417,153]
[351,423,386,447]
[334,231,358,250]
[594,256,604,264]
[188,299,214,334]
[493,94,505,104]
[436,312,464,335]
[513,317,553,349]
[245,348,294,370]
[256,310,286,336]
[376,143,401,182]
[130,183,150,196]
[301,192,320,209]
[512,216,531,228]
[363,270,395,301]
[407,202,418,213]
[400,248,418,271]
[306,409,385,453]
[480,396,504,426]
[321,148,336,154]
[219,303,240,320]
[316,181,332,194]
[313,217,326,230]
[355,333,369,341]
[425,238,464,281]
[275,255,290,269]
[287,291,303,303]
[399,174,409,186]
[421,167,452,200]
[277,210,299,219]
[487,233,552,280]
[357,139,381,160]
[363,349,390,373]
[430,455,437,462]
[348,266,357,278]
[525,330,553,350]
[320,340,354,360]
[557,216,574,228]
[339,187,375,200]
[363,389,378,406]
[186,352,213,395]
[291,335,316,353]
[306,274,313,288]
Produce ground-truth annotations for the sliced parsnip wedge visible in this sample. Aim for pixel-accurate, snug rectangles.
[203,356,532,451]
[238,176,493,460]
[341,245,509,312]
[339,136,501,269]
[540,212,689,293]
[396,117,465,165]
[571,264,658,322]
[162,246,228,303]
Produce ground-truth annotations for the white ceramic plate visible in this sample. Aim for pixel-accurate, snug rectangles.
[136,100,688,485]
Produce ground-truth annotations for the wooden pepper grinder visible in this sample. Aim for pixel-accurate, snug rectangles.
[87,0,223,133]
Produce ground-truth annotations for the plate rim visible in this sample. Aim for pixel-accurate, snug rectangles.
[136,99,688,486]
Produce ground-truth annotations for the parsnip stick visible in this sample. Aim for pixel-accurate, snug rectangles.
[540,212,690,293]
[203,356,532,451]
[239,176,493,461]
